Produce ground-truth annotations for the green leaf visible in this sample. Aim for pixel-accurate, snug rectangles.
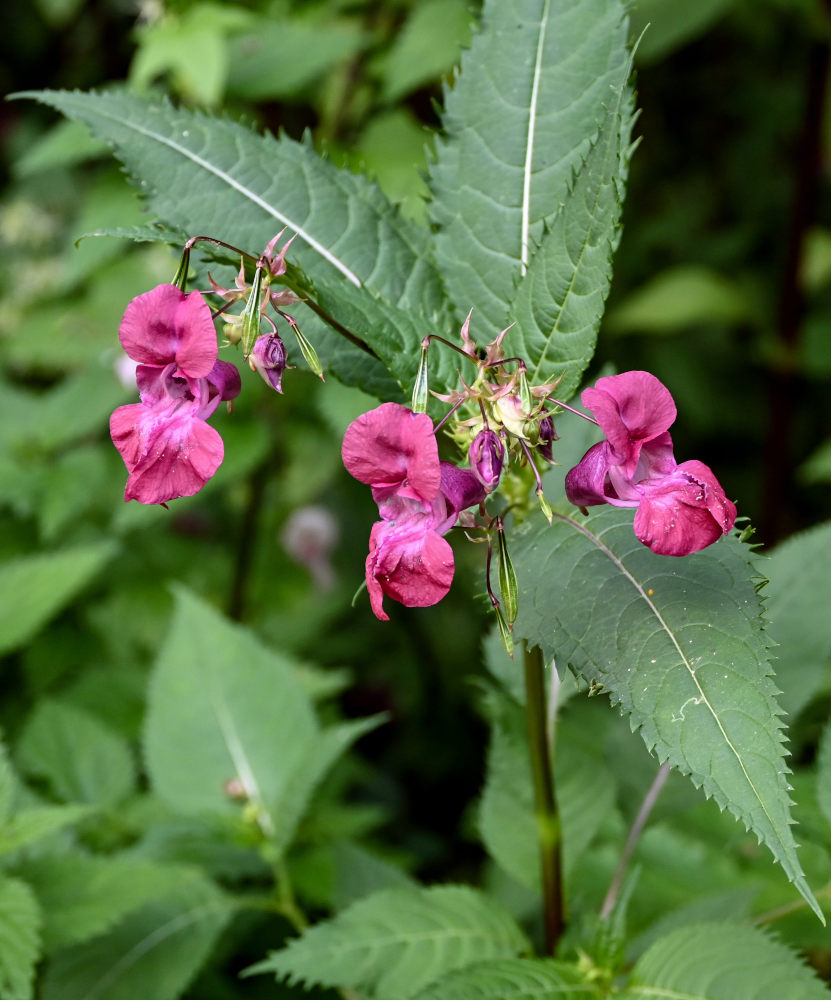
[619,922,831,999]
[511,506,822,920]
[509,58,635,396]
[0,542,116,658]
[429,0,630,340]
[816,716,831,829]
[39,869,233,1000]
[15,89,443,316]
[378,0,474,103]
[763,521,831,717]
[248,885,531,999]
[0,804,92,858]
[605,265,753,336]
[0,877,41,1000]
[410,958,589,1000]
[145,587,372,850]
[15,852,177,952]
[16,700,136,807]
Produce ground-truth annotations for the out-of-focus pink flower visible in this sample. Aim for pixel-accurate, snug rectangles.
[111,284,240,505]
[565,371,736,556]
[343,403,485,619]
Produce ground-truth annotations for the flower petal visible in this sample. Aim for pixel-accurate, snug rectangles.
[366,518,455,620]
[633,461,736,556]
[582,371,676,472]
[342,402,441,503]
[119,284,218,378]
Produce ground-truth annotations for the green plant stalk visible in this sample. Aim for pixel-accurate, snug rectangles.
[523,641,564,953]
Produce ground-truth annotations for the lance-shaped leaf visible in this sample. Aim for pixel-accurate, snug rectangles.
[509,64,636,398]
[15,89,443,317]
[429,0,630,339]
[0,877,40,1000]
[618,922,831,1000]
[247,885,531,999]
[145,587,379,851]
[410,958,590,1000]
[510,506,822,920]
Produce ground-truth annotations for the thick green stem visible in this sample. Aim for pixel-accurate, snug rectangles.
[523,642,564,954]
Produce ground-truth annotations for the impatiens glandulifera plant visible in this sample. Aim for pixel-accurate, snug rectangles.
[12,0,831,997]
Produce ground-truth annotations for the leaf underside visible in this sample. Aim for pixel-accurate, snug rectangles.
[510,506,822,919]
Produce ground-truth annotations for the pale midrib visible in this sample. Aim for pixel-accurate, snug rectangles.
[70,101,363,287]
[84,899,228,1000]
[520,0,552,277]
[552,511,788,861]
[527,67,627,385]
[207,678,275,838]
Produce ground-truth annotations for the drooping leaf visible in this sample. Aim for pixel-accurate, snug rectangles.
[15,89,443,318]
[16,700,136,807]
[618,922,831,1000]
[429,0,630,340]
[509,63,635,397]
[0,878,41,1000]
[762,520,831,718]
[15,852,178,952]
[247,885,531,999]
[511,505,822,919]
[0,542,116,659]
[39,869,233,1000]
[410,958,590,1000]
[145,587,373,850]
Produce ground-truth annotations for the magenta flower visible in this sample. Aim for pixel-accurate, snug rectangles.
[342,403,485,620]
[249,333,287,393]
[469,428,504,492]
[110,284,240,505]
[565,371,736,556]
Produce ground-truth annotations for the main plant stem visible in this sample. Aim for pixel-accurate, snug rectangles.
[523,642,564,953]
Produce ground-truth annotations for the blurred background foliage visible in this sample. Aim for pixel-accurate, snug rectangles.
[2,0,831,991]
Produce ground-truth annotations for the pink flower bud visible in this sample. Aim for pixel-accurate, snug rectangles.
[248,333,287,392]
[469,428,504,492]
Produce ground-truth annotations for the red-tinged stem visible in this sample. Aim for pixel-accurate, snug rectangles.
[600,761,671,919]
[524,642,564,954]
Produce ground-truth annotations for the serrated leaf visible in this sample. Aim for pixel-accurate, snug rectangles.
[510,506,822,920]
[429,0,630,340]
[0,542,115,658]
[145,588,372,850]
[0,878,41,1000]
[248,885,531,999]
[15,89,443,317]
[410,958,589,1000]
[39,869,232,1000]
[478,692,614,888]
[0,804,92,858]
[16,700,136,807]
[509,68,636,397]
[15,852,177,952]
[763,520,831,718]
[619,922,831,1000]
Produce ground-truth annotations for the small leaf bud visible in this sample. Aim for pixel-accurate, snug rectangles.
[411,341,430,414]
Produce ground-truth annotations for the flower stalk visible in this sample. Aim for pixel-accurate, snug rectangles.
[523,641,564,954]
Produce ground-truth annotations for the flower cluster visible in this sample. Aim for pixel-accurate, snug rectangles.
[110,284,240,505]
[342,403,486,620]
[565,371,736,556]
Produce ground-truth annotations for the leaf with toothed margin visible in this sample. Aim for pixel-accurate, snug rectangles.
[12,88,443,319]
[429,0,630,341]
[510,505,823,921]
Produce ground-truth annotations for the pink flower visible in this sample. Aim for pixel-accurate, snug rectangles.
[110,285,240,505]
[343,403,485,620]
[565,371,736,556]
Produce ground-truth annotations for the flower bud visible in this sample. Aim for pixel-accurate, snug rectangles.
[248,333,287,392]
[469,428,504,491]
[496,519,518,626]
[537,412,558,462]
